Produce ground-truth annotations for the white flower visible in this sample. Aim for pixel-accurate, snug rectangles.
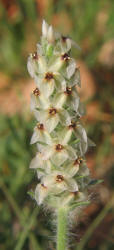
[27,53,47,78]
[35,167,79,205]
[41,170,79,195]
[33,94,70,133]
[60,122,88,155]
[30,87,49,111]
[27,52,38,78]
[30,123,52,145]
[37,137,76,167]
[35,183,49,205]
[63,86,80,112]
[31,54,67,97]
[30,152,52,178]
[34,72,65,98]
[57,36,81,54]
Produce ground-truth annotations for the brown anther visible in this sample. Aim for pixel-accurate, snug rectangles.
[32,52,38,60]
[45,72,54,81]
[74,157,83,166]
[61,53,70,61]
[49,108,57,116]
[55,144,64,152]
[56,175,64,182]
[41,183,47,189]
[33,88,40,96]
[77,114,81,119]
[68,121,76,129]
[64,87,72,95]
[71,191,79,196]
[37,123,44,130]
[61,36,68,42]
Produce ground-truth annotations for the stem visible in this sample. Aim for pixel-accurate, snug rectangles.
[57,207,68,250]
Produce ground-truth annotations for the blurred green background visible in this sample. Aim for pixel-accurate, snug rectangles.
[0,0,114,249]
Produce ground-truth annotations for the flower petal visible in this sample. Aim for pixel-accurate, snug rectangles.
[72,91,80,111]
[45,115,59,133]
[42,175,55,187]
[47,25,54,43]
[29,152,43,169]
[42,20,48,38]
[30,129,40,144]
[54,72,66,91]
[35,183,48,205]
[30,127,52,145]
[51,149,68,166]
[34,110,48,123]
[67,163,79,177]
[35,75,55,98]
[37,78,55,98]
[65,178,78,192]
[75,125,88,154]
[66,38,72,51]
[37,43,43,55]
[67,59,76,79]
[41,146,54,160]
[66,145,77,159]
[73,68,81,87]
[59,109,71,126]
[38,56,47,73]
[54,93,67,109]
[27,54,38,78]
[78,164,90,177]
[62,129,73,144]
[49,57,63,72]
[30,93,49,111]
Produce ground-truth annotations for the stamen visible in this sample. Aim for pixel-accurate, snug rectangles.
[61,36,68,42]
[33,88,40,96]
[41,184,47,189]
[68,121,76,129]
[37,123,44,130]
[49,108,57,116]
[74,157,83,165]
[64,87,72,95]
[55,144,64,152]
[56,175,64,182]
[61,53,70,61]
[32,52,38,60]
[71,191,79,196]
[77,114,81,119]
[45,72,54,81]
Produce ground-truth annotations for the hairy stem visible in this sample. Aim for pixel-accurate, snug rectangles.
[57,207,68,250]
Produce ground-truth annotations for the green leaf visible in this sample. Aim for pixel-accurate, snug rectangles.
[88,179,104,186]
[70,201,90,210]
[46,44,54,58]
[27,190,35,199]
[70,138,80,145]
[76,175,85,179]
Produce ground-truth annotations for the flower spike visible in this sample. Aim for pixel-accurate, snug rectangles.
[28,20,95,210]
